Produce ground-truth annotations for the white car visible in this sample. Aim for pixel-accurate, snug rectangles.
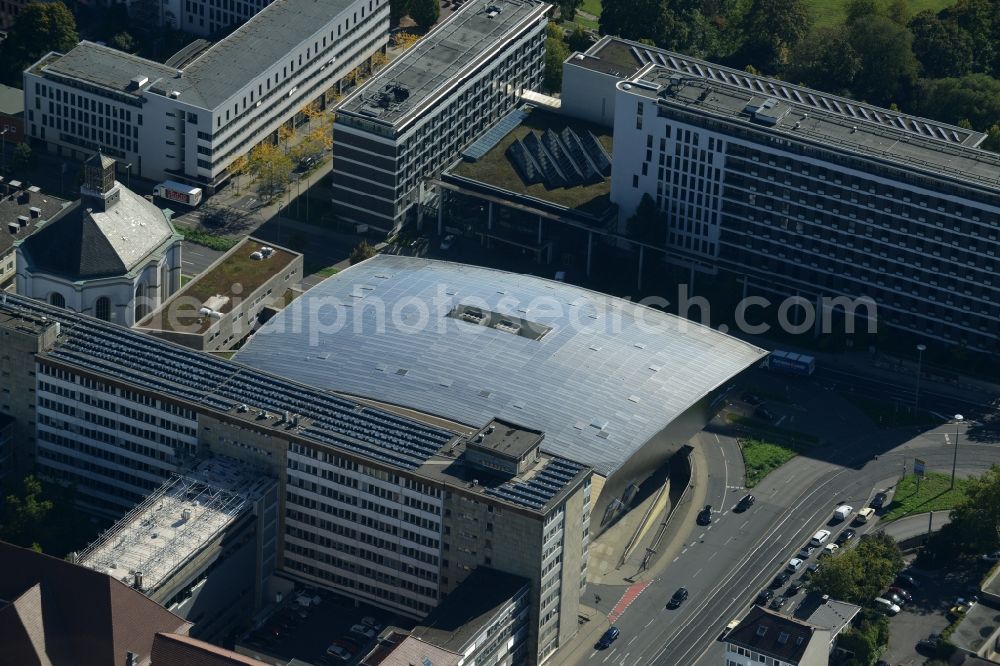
[874,597,901,615]
[361,616,384,631]
[982,551,1000,562]
[821,543,840,557]
[350,623,377,640]
[787,557,804,573]
[326,644,352,661]
[440,234,455,251]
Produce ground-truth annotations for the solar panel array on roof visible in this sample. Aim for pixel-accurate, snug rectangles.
[4,294,453,470]
[484,457,584,509]
[506,126,611,189]
[461,108,530,161]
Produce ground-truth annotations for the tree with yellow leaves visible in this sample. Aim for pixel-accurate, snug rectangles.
[371,50,389,72]
[229,155,249,194]
[248,142,293,200]
[301,100,324,131]
[392,31,420,50]
[277,124,295,153]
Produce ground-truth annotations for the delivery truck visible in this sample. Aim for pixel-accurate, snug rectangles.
[764,350,816,376]
[153,181,203,207]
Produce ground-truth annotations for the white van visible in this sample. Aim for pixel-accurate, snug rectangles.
[833,505,853,521]
[855,507,876,524]
[810,530,832,547]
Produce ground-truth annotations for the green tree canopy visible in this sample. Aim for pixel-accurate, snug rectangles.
[109,31,136,53]
[557,0,583,22]
[909,11,974,79]
[739,0,810,71]
[408,0,440,30]
[786,26,861,93]
[944,0,1000,76]
[0,475,92,555]
[390,0,410,24]
[914,74,1000,131]
[544,25,570,92]
[0,1,79,86]
[627,193,668,244]
[948,464,1000,553]
[809,532,902,603]
[12,143,33,173]
[844,0,883,25]
[350,240,376,265]
[848,15,919,106]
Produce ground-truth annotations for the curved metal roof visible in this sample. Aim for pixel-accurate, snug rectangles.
[235,256,766,476]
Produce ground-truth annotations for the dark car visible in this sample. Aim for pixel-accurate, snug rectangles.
[735,494,756,513]
[297,155,318,171]
[769,596,788,611]
[835,528,856,545]
[894,574,919,589]
[888,586,913,602]
[786,579,804,596]
[917,633,940,653]
[797,545,817,559]
[333,636,361,652]
[596,627,620,649]
[742,392,762,406]
[771,571,791,588]
[871,492,889,509]
[804,563,821,579]
[756,589,774,605]
[697,505,713,525]
[667,587,689,609]
[755,407,776,422]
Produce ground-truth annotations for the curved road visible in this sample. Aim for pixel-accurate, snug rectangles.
[584,419,998,666]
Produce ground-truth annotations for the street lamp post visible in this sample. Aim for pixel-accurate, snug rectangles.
[951,414,964,489]
[914,343,927,410]
[1,128,8,173]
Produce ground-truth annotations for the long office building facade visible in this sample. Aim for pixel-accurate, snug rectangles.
[22,0,388,190]
[0,294,589,664]
[331,0,549,232]
[563,37,1000,352]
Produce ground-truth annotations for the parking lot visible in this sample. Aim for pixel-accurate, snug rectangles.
[237,585,414,665]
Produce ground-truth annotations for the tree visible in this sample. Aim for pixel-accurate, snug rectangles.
[983,124,1000,153]
[230,155,249,194]
[627,193,667,244]
[853,532,903,600]
[786,26,861,92]
[110,31,136,53]
[249,142,293,199]
[566,25,592,52]
[886,0,910,25]
[390,0,410,24]
[948,464,1000,554]
[909,11,974,79]
[558,0,583,21]
[0,2,79,86]
[914,75,1000,130]
[409,0,440,30]
[392,31,421,50]
[12,143,33,173]
[844,0,883,25]
[944,0,1000,76]
[277,124,296,153]
[848,16,919,106]
[544,24,570,92]
[740,0,810,71]
[808,550,865,600]
[350,240,376,265]
[371,50,389,72]
[1,476,54,551]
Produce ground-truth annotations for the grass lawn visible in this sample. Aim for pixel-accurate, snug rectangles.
[727,414,819,446]
[805,0,954,26]
[580,0,600,18]
[741,438,798,487]
[881,472,969,521]
[180,274,192,287]
[843,394,943,429]
[177,227,238,252]
[315,266,340,278]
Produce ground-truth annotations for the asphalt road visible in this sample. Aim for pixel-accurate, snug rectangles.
[180,241,224,277]
[586,382,998,666]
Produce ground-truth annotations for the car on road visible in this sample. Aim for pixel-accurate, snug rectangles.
[722,618,741,638]
[697,505,713,525]
[833,505,853,522]
[756,589,774,605]
[772,572,791,588]
[810,530,832,547]
[887,586,912,602]
[735,494,756,512]
[916,633,940,653]
[835,528,856,545]
[804,563,821,579]
[769,596,788,611]
[874,597,901,615]
[797,545,817,559]
[741,392,762,406]
[787,557,804,572]
[787,579,804,596]
[667,587,689,609]
[982,550,1000,562]
[597,627,620,649]
[325,644,352,661]
[755,407,776,422]
[440,235,455,251]
[871,492,889,509]
[820,543,840,558]
[894,574,919,589]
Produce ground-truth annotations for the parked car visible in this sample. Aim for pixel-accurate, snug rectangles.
[361,616,384,631]
[885,592,906,606]
[772,571,791,588]
[874,597,901,615]
[835,528,856,545]
[948,597,978,620]
[296,592,321,607]
[755,407,776,422]
[332,636,360,652]
[787,579,804,596]
[722,618,741,638]
[735,494,756,513]
[982,550,1000,562]
[888,586,913,602]
[810,530,832,547]
[769,596,788,611]
[667,587,689,609]
[820,543,840,558]
[833,505,853,522]
[871,492,889,509]
[804,563,821,578]
[297,155,318,171]
[917,633,940,652]
[597,627,620,649]
[756,589,774,605]
[894,574,919,589]
[741,392,762,406]
[697,505,713,525]
[326,644,352,661]
[797,545,817,559]
[349,624,377,640]
[440,235,455,251]
[787,557,804,572]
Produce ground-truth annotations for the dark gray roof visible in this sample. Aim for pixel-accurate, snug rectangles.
[337,0,549,130]
[727,606,817,664]
[234,256,766,476]
[19,184,175,279]
[36,0,358,110]
[0,83,24,116]
[1,187,71,258]
[411,568,529,651]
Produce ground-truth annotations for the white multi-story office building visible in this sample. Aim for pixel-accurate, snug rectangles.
[561,37,1000,352]
[331,0,549,232]
[23,0,388,191]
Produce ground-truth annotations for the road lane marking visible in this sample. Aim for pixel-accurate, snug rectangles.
[707,552,717,561]
[681,547,688,554]
[673,556,679,562]
[740,520,750,529]
[628,636,638,645]
[693,568,703,578]
[646,619,655,628]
